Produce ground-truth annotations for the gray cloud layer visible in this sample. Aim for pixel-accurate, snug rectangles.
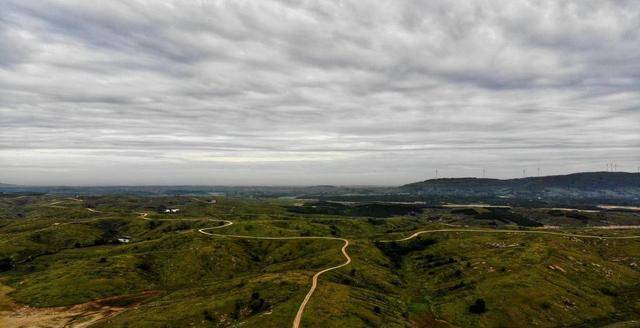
[1,0,639,185]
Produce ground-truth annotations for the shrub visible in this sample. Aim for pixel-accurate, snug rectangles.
[566,211,589,221]
[136,259,152,272]
[373,306,382,314]
[375,237,437,267]
[469,298,487,314]
[147,220,161,229]
[0,257,13,272]
[232,299,245,320]
[599,286,618,296]
[203,310,214,321]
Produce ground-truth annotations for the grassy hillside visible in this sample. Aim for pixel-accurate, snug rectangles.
[402,172,640,200]
[1,195,640,327]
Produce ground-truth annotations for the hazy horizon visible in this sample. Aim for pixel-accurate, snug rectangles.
[1,1,639,185]
[2,170,639,188]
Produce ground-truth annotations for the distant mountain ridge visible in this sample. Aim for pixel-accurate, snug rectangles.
[401,172,640,199]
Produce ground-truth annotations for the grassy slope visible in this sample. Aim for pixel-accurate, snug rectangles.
[397,233,640,327]
[0,196,639,327]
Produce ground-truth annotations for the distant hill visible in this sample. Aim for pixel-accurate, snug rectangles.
[401,172,640,199]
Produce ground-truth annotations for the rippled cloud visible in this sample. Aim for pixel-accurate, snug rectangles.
[1,0,639,185]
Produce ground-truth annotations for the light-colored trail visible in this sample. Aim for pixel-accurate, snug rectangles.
[382,227,640,328]
[291,238,350,328]
[35,201,640,328]
[138,212,351,328]
[386,228,640,242]
[26,201,354,327]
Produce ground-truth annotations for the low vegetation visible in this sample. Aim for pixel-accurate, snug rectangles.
[0,195,639,327]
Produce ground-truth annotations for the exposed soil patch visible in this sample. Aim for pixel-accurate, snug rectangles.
[0,285,158,328]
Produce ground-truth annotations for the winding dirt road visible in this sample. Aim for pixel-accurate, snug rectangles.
[138,212,351,328]
[25,199,640,327]
[387,228,640,242]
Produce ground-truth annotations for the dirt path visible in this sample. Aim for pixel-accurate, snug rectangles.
[198,227,351,328]
[387,228,640,242]
[23,200,640,328]
[11,201,350,327]
[139,212,351,328]
[291,238,350,328]
[112,213,640,327]
[197,228,350,328]
[382,227,640,327]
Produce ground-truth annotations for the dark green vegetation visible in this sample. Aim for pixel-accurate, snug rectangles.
[402,172,640,202]
[287,201,424,218]
[1,195,640,327]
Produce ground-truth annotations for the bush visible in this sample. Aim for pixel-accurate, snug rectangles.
[469,298,486,314]
[475,208,542,227]
[566,211,589,222]
[599,286,618,296]
[147,220,161,229]
[451,208,479,216]
[136,259,152,272]
[0,257,14,272]
[232,299,245,320]
[249,292,269,314]
[375,237,437,267]
[203,310,214,322]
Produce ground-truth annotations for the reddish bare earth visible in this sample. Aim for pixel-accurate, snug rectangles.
[0,283,157,328]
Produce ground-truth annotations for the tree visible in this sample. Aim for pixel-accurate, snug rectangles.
[373,306,382,314]
[469,298,486,314]
[203,310,214,322]
[249,292,269,314]
[0,257,13,272]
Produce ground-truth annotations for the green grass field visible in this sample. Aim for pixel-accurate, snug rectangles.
[1,195,639,327]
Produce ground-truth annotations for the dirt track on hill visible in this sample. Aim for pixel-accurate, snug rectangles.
[139,212,352,328]
[7,198,640,328]
[387,228,640,242]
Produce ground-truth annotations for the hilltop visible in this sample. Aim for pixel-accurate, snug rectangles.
[401,172,640,199]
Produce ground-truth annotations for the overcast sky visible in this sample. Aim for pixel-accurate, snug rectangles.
[1,0,639,186]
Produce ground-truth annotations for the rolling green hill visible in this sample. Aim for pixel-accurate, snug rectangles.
[1,195,640,327]
[402,172,640,199]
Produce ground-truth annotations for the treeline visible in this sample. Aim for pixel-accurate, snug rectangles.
[287,201,424,218]
[452,208,543,227]
[375,237,437,267]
